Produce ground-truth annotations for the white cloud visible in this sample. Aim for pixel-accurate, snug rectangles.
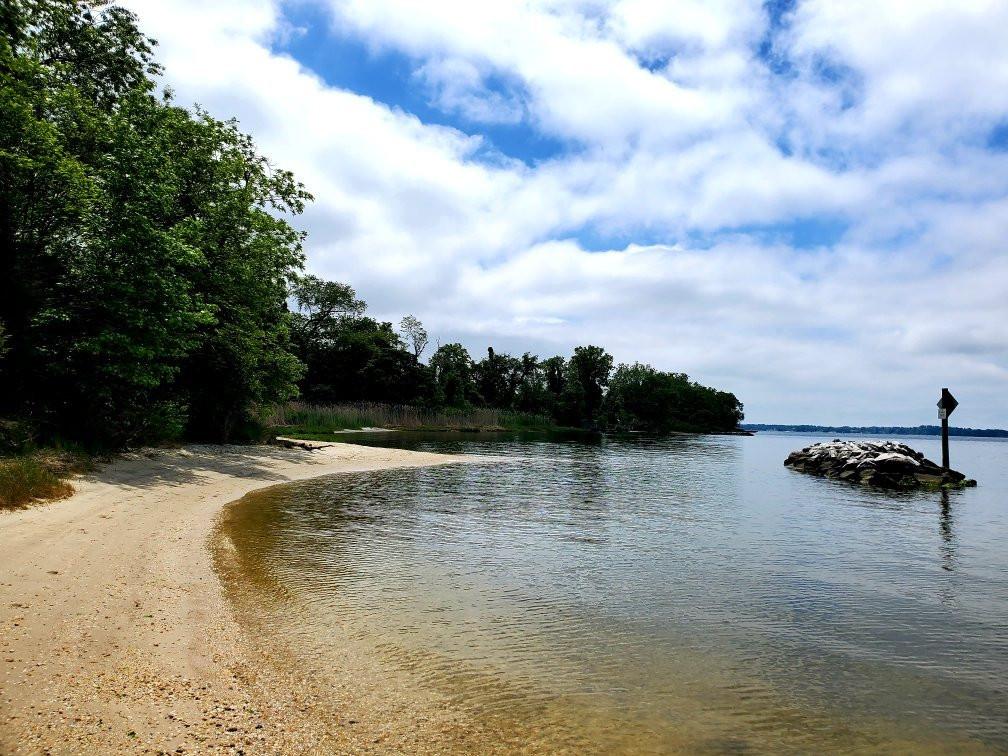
[122,0,1008,426]
[415,58,526,124]
[785,0,1008,147]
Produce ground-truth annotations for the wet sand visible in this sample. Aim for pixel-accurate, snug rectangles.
[0,442,520,754]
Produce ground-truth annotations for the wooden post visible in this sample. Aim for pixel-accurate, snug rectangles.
[937,388,957,471]
[941,411,950,470]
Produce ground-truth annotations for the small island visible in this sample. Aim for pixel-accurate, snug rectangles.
[784,440,977,490]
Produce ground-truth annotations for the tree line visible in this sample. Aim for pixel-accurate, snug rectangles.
[0,1,743,448]
[289,275,744,433]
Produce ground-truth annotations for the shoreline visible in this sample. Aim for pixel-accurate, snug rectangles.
[0,442,468,753]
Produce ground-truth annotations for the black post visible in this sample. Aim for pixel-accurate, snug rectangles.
[938,387,957,470]
[941,413,950,470]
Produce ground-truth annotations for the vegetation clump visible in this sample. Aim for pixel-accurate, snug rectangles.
[0,455,74,509]
[0,421,98,508]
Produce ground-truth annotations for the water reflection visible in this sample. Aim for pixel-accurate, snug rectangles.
[939,490,956,573]
[219,432,1008,753]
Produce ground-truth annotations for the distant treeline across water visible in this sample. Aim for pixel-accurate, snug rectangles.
[742,424,1008,438]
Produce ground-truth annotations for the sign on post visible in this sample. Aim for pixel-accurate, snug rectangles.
[936,388,958,469]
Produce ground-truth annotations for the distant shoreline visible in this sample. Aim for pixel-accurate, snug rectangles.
[742,424,1008,438]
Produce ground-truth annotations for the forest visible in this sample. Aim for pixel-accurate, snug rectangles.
[0,1,743,450]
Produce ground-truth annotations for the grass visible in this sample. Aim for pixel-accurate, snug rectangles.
[0,454,75,509]
[266,401,556,437]
[0,435,100,509]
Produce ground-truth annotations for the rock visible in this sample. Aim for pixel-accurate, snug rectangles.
[784,440,977,490]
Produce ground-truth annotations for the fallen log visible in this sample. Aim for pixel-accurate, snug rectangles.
[271,436,333,452]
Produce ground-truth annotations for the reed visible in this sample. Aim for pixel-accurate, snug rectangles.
[266,402,553,434]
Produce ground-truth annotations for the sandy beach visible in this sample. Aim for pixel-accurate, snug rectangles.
[0,442,514,754]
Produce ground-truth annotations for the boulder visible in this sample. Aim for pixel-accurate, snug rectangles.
[784,440,977,490]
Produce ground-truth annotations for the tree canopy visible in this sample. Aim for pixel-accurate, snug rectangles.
[0,0,310,445]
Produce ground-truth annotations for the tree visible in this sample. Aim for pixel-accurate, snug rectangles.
[429,343,477,409]
[0,1,310,444]
[474,347,522,409]
[602,363,744,432]
[399,315,428,360]
[296,314,423,405]
[173,111,311,440]
[514,353,550,414]
[290,274,366,345]
[559,345,612,427]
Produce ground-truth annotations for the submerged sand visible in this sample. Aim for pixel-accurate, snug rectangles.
[0,442,528,754]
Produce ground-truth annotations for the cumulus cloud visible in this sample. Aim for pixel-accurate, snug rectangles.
[121,0,1008,426]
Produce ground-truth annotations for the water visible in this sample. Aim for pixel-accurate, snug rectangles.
[217,432,1008,753]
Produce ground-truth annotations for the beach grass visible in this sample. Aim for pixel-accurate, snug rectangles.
[266,401,554,437]
[0,455,75,509]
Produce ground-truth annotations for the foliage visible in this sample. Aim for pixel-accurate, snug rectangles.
[0,1,744,446]
[290,274,366,344]
[0,0,309,445]
[474,347,521,410]
[602,363,744,433]
[429,343,479,409]
[558,345,613,427]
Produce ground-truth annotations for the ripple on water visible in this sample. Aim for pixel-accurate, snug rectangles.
[219,433,1008,753]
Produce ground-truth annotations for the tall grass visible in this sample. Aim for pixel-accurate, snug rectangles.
[266,402,554,434]
[0,456,74,509]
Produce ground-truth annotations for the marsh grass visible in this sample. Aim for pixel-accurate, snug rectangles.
[267,402,554,436]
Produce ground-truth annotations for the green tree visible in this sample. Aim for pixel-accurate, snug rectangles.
[174,111,310,440]
[602,363,744,432]
[290,274,366,345]
[0,1,310,444]
[558,345,612,427]
[429,343,478,409]
[514,352,552,414]
[475,347,521,409]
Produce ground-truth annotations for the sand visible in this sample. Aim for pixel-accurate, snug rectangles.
[0,441,518,754]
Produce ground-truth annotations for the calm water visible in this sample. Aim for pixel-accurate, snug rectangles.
[219,432,1008,753]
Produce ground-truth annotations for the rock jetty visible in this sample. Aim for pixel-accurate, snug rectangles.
[784,440,977,489]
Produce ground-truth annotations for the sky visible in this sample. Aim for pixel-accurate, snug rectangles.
[121,0,1008,427]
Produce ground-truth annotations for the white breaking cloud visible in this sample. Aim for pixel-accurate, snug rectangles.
[122,0,1008,426]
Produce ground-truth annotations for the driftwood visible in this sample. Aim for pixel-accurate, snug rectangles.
[272,436,333,452]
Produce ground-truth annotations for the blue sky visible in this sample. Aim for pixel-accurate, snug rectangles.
[125,0,1008,426]
[273,3,572,166]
